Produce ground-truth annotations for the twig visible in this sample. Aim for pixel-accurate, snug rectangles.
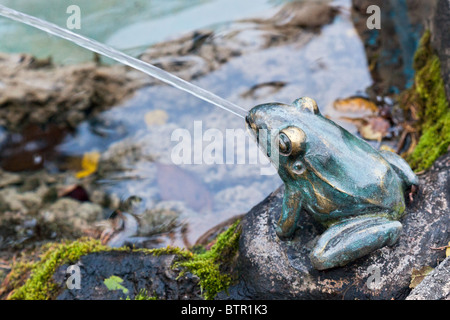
[0,262,10,270]
[430,245,450,250]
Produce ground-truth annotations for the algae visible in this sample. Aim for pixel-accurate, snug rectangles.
[402,30,450,171]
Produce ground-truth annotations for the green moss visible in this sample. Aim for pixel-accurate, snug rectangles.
[174,220,241,300]
[4,221,241,300]
[129,221,241,300]
[133,245,193,259]
[8,238,109,300]
[413,31,432,71]
[403,30,450,171]
[125,289,157,300]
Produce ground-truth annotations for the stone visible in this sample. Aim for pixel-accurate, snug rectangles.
[222,151,450,300]
[41,198,104,234]
[351,0,438,96]
[431,0,450,100]
[54,251,201,300]
[406,256,450,300]
[0,53,148,130]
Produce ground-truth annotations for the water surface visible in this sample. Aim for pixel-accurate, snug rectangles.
[0,0,414,247]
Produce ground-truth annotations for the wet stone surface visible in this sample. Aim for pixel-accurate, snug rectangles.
[54,251,201,300]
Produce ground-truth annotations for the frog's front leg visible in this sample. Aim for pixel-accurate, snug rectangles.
[379,150,419,189]
[310,215,402,270]
[276,186,303,239]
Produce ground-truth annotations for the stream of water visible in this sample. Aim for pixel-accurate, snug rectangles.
[0,4,248,119]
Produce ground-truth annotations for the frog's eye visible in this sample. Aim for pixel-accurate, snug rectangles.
[292,97,320,114]
[278,132,292,156]
[277,127,306,156]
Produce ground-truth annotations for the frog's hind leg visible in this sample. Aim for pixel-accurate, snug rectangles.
[310,216,402,270]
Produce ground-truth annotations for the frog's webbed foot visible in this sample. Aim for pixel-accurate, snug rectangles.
[310,216,402,270]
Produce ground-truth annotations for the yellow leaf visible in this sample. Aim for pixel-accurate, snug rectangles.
[446,241,450,257]
[333,97,378,114]
[75,151,100,179]
[380,145,396,153]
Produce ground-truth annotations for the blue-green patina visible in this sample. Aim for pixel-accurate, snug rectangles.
[246,97,418,270]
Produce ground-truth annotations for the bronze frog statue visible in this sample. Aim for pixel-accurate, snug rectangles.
[246,97,418,270]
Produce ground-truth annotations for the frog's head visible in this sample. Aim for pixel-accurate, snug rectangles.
[246,97,320,181]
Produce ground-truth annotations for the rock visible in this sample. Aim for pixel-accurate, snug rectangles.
[406,256,450,300]
[431,0,450,100]
[0,187,44,214]
[41,198,104,235]
[0,170,110,256]
[0,53,148,130]
[0,170,21,188]
[351,0,449,99]
[351,0,438,96]
[267,1,338,29]
[54,251,201,300]
[222,151,450,300]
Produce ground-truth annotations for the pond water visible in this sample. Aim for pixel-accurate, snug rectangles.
[0,0,422,248]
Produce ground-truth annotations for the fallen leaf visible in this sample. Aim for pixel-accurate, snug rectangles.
[144,109,169,127]
[103,275,129,294]
[58,184,90,202]
[409,266,434,289]
[341,116,391,141]
[360,117,391,141]
[446,241,450,257]
[379,145,396,153]
[75,151,101,179]
[333,97,378,114]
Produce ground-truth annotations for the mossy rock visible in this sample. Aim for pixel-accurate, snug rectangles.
[402,30,450,172]
[1,221,241,300]
[2,238,110,300]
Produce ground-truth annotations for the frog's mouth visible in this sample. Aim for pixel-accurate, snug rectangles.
[246,114,274,158]
[245,114,258,142]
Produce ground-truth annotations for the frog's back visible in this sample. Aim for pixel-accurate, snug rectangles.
[299,113,404,212]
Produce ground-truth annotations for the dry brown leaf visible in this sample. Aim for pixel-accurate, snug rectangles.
[409,266,434,289]
[340,116,391,141]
